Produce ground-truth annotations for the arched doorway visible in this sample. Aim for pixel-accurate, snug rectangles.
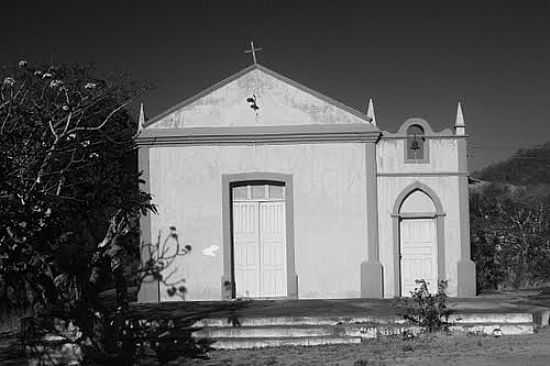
[399,190,437,295]
[393,183,446,297]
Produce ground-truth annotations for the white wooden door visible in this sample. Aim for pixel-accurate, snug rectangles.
[259,201,287,297]
[400,218,437,296]
[233,202,260,297]
[232,184,287,298]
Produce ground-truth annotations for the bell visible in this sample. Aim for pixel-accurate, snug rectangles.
[411,138,420,151]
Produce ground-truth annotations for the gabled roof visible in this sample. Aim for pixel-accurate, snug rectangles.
[145,63,373,128]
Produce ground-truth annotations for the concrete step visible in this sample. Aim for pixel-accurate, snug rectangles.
[534,309,550,326]
[206,325,534,350]
[195,323,419,339]
[194,312,535,328]
[211,335,363,350]
[194,315,404,328]
[190,312,539,349]
[333,322,534,337]
[195,324,336,338]
[449,322,536,336]
[448,312,534,324]
[195,321,534,340]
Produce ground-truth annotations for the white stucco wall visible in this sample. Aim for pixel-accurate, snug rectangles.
[149,68,366,128]
[377,138,459,173]
[376,137,462,297]
[148,143,368,301]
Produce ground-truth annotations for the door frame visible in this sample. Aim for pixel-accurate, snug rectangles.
[221,172,298,300]
[391,182,446,297]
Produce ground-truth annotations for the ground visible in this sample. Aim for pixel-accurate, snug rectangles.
[3,327,550,365]
[2,289,550,365]
[183,327,550,366]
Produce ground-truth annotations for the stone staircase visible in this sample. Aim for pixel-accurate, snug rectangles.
[193,311,543,349]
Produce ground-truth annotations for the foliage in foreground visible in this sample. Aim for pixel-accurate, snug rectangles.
[0,60,209,365]
[396,280,451,333]
[1,60,149,315]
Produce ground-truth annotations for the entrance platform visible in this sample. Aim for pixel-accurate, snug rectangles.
[130,290,550,349]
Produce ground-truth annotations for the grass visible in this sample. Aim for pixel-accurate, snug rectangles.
[180,327,550,366]
[3,320,550,365]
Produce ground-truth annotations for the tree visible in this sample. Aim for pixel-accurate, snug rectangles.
[470,183,508,291]
[470,182,550,290]
[0,60,214,365]
[0,60,153,360]
[0,59,153,306]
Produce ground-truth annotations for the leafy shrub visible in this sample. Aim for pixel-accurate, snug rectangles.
[18,228,211,365]
[398,280,451,333]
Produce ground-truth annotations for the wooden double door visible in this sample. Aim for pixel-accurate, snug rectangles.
[232,183,287,298]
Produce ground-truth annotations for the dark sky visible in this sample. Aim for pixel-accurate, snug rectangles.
[2,0,549,171]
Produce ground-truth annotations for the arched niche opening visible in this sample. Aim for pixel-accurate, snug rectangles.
[392,184,446,296]
[406,124,427,162]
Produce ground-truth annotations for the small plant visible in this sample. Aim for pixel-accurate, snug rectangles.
[398,279,451,333]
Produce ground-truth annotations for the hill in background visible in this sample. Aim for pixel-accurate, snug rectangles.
[469,141,550,291]
[472,142,550,186]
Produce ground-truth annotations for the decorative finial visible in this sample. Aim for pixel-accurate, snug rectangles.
[244,41,263,65]
[366,98,376,126]
[455,101,465,135]
[137,102,145,136]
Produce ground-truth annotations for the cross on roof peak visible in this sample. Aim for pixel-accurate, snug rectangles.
[244,41,262,65]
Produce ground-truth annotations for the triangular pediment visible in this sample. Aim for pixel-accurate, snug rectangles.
[146,64,373,129]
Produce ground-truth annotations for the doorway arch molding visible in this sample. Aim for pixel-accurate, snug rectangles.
[391,181,446,296]
[221,172,298,299]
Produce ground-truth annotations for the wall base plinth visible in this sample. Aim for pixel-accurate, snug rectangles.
[361,260,384,298]
[457,259,476,297]
[288,274,299,299]
[137,277,159,303]
[221,276,233,300]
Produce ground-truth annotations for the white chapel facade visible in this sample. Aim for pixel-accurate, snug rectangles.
[136,64,476,302]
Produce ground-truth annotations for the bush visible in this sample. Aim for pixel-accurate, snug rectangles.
[0,60,211,365]
[398,280,451,333]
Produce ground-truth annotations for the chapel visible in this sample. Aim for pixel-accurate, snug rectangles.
[136,62,476,302]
